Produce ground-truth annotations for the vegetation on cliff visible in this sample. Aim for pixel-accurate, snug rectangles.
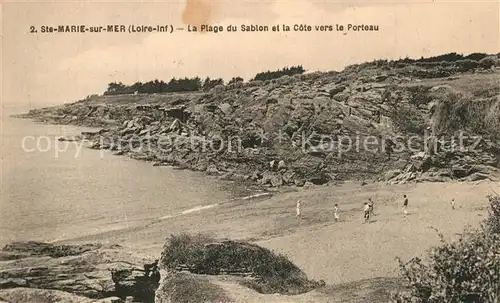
[103,65,305,95]
[391,195,500,303]
[17,52,500,187]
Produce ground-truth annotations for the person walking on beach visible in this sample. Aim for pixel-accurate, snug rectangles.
[333,204,340,222]
[363,202,371,223]
[296,200,302,219]
[368,198,375,216]
[402,195,409,216]
[450,198,456,210]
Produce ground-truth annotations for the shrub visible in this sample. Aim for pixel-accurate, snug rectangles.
[158,272,231,303]
[391,195,500,303]
[408,86,433,107]
[479,56,499,69]
[252,66,305,81]
[483,195,500,235]
[455,59,480,72]
[390,104,426,135]
[431,91,500,139]
[159,233,324,295]
[227,77,244,85]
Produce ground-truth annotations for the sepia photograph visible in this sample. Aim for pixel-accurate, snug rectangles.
[1,1,499,302]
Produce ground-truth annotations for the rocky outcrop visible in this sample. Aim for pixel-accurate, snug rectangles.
[16,65,500,187]
[378,137,500,183]
[0,242,160,303]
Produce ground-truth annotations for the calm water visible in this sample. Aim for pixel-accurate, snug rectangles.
[0,113,229,247]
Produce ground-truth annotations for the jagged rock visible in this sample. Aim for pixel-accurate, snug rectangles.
[333,92,349,102]
[164,106,191,123]
[381,169,402,181]
[111,260,160,302]
[270,175,284,187]
[96,297,125,303]
[269,160,276,170]
[258,172,273,185]
[57,135,82,142]
[319,83,346,97]
[16,63,500,188]
[206,164,221,176]
[294,178,306,187]
[0,242,158,303]
[278,160,286,170]
[466,172,490,182]
[0,288,94,303]
[303,181,315,189]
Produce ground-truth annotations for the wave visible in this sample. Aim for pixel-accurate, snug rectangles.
[47,191,273,243]
[157,192,272,221]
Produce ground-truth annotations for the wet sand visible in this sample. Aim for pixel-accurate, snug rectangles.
[62,180,496,286]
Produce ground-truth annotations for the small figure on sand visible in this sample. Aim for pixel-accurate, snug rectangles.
[296,200,302,219]
[402,195,409,216]
[368,198,375,216]
[363,202,371,223]
[334,204,340,222]
[450,198,456,210]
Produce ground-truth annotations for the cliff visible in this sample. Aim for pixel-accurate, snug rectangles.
[17,57,500,187]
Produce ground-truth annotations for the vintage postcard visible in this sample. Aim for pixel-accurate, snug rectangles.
[1,1,499,302]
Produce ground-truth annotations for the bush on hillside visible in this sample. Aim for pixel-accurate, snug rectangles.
[391,195,500,303]
[479,56,500,69]
[455,59,480,72]
[157,272,231,303]
[227,77,244,85]
[407,86,433,107]
[104,78,203,95]
[390,104,426,135]
[252,66,305,81]
[432,91,500,139]
[348,52,494,72]
[484,195,500,234]
[202,77,224,91]
[159,233,324,295]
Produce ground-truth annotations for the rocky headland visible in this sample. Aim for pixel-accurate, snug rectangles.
[6,54,500,302]
[16,56,500,187]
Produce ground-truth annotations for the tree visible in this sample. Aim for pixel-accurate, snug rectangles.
[252,65,305,81]
[228,77,244,85]
[202,77,224,91]
[106,82,126,94]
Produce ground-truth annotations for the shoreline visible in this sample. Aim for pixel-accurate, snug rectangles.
[38,179,497,286]
[13,69,500,191]
[3,63,499,302]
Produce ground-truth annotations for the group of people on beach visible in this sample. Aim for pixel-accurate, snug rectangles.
[296,194,411,223]
[361,194,410,223]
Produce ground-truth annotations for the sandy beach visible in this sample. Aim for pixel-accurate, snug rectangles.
[60,179,497,287]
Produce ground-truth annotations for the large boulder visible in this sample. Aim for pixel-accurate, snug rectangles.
[0,242,159,303]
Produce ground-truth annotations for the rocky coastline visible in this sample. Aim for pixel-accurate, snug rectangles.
[5,59,500,302]
[15,63,500,187]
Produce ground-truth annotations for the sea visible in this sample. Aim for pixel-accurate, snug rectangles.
[0,106,230,247]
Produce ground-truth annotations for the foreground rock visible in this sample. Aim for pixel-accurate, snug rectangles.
[0,242,160,303]
[0,237,326,303]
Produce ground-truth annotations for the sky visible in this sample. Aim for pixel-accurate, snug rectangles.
[1,0,499,111]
